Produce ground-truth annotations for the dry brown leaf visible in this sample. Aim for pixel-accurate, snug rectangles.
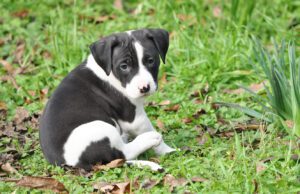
[182,118,192,124]
[253,179,259,194]
[14,107,30,125]
[223,88,244,94]
[163,174,188,192]
[114,0,123,10]
[192,109,206,119]
[177,14,195,22]
[256,162,266,173]
[42,50,52,59]
[191,177,208,182]
[285,120,294,128]
[92,159,125,171]
[0,59,14,74]
[149,157,160,163]
[194,99,203,104]
[224,82,265,95]
[93,181,130,194]
[159,72,168,85]
[0,39,4,46]
[12,9,29,18]
[156,119,165,131]
[141,179,159,189]
[14,42,26,64]
[2,176,68,193]
[190,91,200,98]
[201,83,209,95]
[94,15,109,23]
[197,134,208,145]
[158,100,171,106]
[1,162,18,174]
[213,6,222,17]
[164,104,180,112]
[0,101,7,111]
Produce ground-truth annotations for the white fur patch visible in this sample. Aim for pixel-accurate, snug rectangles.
[63,120,123,166]
[86,55,127,96]
[125,42,157,99]
[126,160,163,171]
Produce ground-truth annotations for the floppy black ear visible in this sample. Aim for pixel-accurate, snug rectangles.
[89,36,118,75]
[145,29,169,64]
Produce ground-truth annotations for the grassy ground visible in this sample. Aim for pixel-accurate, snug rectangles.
[0,0,299,193]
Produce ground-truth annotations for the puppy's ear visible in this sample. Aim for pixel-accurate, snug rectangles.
[145,29,169,64]
[89,36,118,75]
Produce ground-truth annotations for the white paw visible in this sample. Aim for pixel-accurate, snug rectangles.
[143,131,162,147]
[154,142,176,155]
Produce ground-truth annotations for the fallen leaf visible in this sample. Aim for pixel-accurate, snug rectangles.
[191,177,208,182]
[163,174,188,192]
[192,109,206,119]
[0,101,7,111]
[159,72,168,85]
[141,179,159,189]
[211,102,221,110]
[93,181,130,194]
[42,50,52,59]
[156,119,165,131]
[14,41,26,64]
[216,131,235,138]
[164,104,180,112]
[180,146,192,153]
[213,6,222,17]
[0,59,14,74]
[182,118,192,124]
[253,179,259,194]
[194,99,203,104]
[114,0,123,10]
[223,88,244,94]
[158,100,171,106]
[256,162,266,173]
[94,15,109,23]
[291,154,299,161]
[201,83,209,95]
[190,91,200,98]
[92,159,125,171]
[285,120,294,128]
[3,176,67,193]
[197,134,208,145]
[176,14,197,26]
[12,9,29,18]
[224,82,265,95]
[14,107,30,125]
[1,162,18,174]
[149,157,160,163]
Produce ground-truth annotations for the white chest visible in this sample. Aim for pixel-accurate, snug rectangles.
[117,106,150,136]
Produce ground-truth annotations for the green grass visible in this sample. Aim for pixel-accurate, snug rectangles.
[0,0,299,193]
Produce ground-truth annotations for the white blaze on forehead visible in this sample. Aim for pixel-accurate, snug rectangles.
[124,41,157,99]
[134,41,144,69]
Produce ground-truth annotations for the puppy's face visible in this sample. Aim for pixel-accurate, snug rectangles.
[90,29,169,99]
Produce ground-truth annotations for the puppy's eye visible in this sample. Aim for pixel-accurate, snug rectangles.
[146,57,154,65]
[120,63,129,71]
[147,57,154,64]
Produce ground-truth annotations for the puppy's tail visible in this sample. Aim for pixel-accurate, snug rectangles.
[126,160,164,172]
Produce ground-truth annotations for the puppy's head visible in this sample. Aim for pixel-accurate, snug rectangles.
[90,28,169,99]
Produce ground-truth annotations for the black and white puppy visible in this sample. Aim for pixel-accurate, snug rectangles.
[39,28,175,171]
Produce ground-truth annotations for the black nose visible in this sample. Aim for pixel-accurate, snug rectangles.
[140,84,150,93]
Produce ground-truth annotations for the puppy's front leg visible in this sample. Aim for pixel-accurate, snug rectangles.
[134,111,175,155]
